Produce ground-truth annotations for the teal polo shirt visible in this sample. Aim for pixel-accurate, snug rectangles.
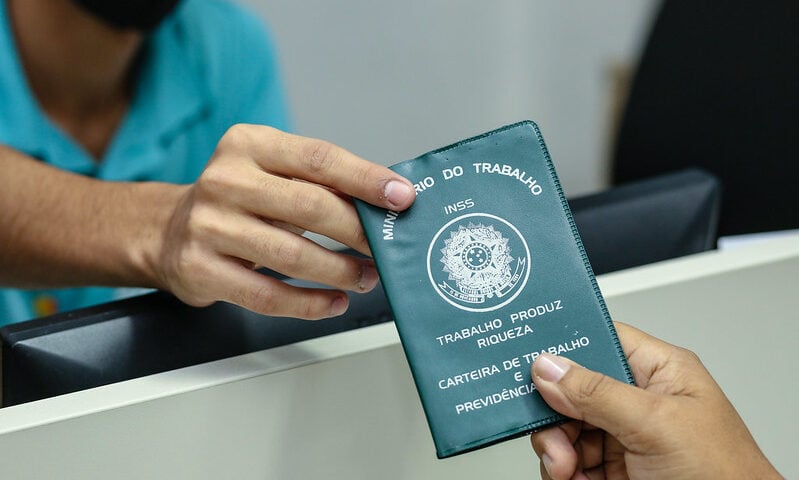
[0,0,290,326]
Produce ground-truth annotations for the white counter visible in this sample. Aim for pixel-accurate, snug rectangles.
[1,235,797,479]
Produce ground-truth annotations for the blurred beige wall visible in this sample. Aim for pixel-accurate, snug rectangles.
[237,0,660,196]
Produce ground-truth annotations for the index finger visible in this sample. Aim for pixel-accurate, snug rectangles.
[237,125,416,211]
[613,321,683,388]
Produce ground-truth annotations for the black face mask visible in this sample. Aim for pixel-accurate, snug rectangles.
[72,0,182,31]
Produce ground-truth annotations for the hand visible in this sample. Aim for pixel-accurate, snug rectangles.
[150,125,415,319]
[529,322,781,480]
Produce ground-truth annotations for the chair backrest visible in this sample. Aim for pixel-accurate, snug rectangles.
[570,168,719,275]
[613,0,799,236]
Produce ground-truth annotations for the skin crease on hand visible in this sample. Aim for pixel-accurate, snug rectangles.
[150,124,416,321]
[529,322,783,480]
[1,0,417,322]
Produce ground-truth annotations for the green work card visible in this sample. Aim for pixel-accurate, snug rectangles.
[355,121,633,458]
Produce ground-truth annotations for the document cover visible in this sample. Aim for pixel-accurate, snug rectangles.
[355,121,634,458]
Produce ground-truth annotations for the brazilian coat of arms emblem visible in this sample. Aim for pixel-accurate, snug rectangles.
[427,213,530,312]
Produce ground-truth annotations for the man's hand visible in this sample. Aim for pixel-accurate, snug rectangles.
[1,128,412,319]
[149,125,415,319]
[530,322,782,480]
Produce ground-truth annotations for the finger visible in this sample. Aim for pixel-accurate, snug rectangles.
[531,424,579,480]
[531,353,658,443]
[531,421,581,457]
[613,321,681,388]
[580,468,605,480]
[218,166,371,254]
[574,429,605,471]
[271,220,305,236]
[539,461,552,480]
[601,436,629,479]
[185,256,350,320]
[207,214,379,293]
[235,274,349,320]
[231,125,416,211]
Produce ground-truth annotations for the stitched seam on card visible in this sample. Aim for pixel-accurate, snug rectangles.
[531,122,635,386]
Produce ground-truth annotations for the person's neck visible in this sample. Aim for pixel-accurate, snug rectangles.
[8,0,144,160]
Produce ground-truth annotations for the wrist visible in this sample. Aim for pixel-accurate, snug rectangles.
[124,181,188,292]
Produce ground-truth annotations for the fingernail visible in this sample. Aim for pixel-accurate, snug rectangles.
[542,453,553,478]
[384,180,414,209]
[534,353,570,383]
[330,295,348,317]
[358,264,379,292]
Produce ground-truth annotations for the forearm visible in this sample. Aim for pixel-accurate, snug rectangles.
[2,125,416,320]
[0,145,183,289]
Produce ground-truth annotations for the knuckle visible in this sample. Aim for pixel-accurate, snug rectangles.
[165,251,215,306]
[669,347,712,390]
[667,346,705,375]
[241,284,280,314]
[303,139,339,175]
[237,283,324,320]
[350,225,369,250]
[528,430,550,457]
[255,170,280,194]
[178,283,215,307]
[675,346,702,366]
[173,248,198,275]
[573,370,614,403]
[297,296,321,320]
[186,205,221,238]
[198,164,236,197]
[219,123,255,149]
[290,188,324,220]
[272,238,303,270]
[356,162,383,190]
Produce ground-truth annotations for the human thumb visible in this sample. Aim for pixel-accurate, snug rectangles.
[532,353,653,440]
